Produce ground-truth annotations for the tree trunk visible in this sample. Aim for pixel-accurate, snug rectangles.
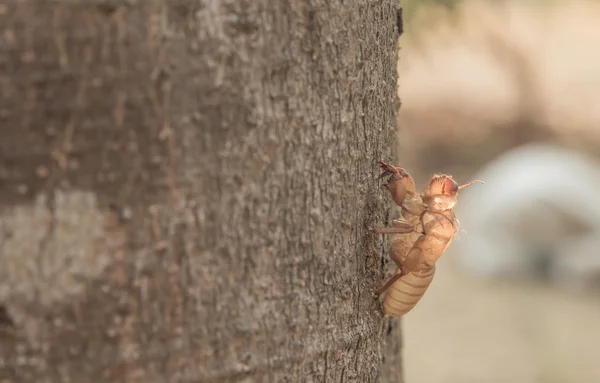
[0,1,403,382]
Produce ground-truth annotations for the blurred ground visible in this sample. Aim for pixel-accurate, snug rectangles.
[403,256,600,383]
[397,0,600,382]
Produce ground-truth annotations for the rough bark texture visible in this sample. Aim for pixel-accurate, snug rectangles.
[0,1,402,382]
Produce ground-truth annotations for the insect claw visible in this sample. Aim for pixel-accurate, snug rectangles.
[373,286,385,298]
[376,160,399,179]
[378,169,394,180]
[363,221,376,232]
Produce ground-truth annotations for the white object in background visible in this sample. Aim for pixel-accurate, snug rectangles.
[453,143,600,292]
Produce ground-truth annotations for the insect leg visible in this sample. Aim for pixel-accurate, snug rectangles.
[374,272,404,297]
[419,211,430,235]
[401,244,426,276]
[374,241,425,296]
[371,219,414,235]
[418,210,454,237]
[376,161,402,179]
[422,210,455,232]
[376,161,414,207]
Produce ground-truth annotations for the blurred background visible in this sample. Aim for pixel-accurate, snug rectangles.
[397,0,600,382]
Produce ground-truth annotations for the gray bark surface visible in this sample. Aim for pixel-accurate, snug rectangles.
[0,1,403,382]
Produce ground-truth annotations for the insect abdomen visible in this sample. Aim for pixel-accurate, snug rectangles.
[383,266,436,316]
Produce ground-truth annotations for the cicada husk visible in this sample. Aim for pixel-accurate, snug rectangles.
[375,162,482,317]
[382,209,457,316]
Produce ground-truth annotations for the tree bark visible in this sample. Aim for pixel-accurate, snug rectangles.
[0,1,403,382]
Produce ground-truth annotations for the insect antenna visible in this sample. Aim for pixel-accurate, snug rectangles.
[458,179,484,190]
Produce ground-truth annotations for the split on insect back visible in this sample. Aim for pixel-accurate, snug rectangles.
[372,161,484,317]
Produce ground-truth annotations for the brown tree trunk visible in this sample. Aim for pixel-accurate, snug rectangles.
[0,1,403,382]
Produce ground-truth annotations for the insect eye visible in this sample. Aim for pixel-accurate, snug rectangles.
[441,178,458,195]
